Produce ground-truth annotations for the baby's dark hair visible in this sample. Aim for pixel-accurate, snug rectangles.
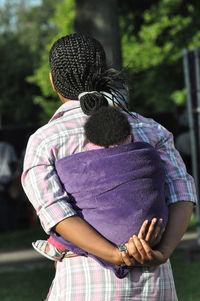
[49,33,129,115]
[84,106,132,148]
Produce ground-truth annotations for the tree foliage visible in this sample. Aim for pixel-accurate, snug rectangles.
[1,0,200,125]
[0,34,40,125]
[0,0,60,126]
[119,0,200,113]
[75,0,122,69]
[28,0,75,122]
[31,0,200,119]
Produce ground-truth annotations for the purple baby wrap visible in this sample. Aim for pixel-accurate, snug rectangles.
[52,142,168,278]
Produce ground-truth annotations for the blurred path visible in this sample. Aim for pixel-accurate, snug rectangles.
[178,230,198,248]
[0,248,49,271]
[0,230,199,271]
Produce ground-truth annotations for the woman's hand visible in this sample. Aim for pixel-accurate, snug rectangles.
[137,218,165,247]
[121,218,166,266]
[125,236,167,265]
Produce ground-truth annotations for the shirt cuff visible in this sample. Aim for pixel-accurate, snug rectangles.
[38,200,77,234]
[165,179,197,205]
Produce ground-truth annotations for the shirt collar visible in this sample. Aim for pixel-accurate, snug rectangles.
[48,92,119,123]
[49,100,81,123]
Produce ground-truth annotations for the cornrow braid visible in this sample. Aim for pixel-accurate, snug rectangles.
[49,33,129,115]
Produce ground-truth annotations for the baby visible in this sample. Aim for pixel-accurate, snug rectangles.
[32,106,167,262]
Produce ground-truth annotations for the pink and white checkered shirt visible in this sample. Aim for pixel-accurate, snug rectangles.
[21,100,197,234]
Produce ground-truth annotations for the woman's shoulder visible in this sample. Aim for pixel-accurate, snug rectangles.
[123,111,171,147]
[125,111,169,131]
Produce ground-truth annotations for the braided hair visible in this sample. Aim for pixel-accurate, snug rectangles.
[49,33,129,115]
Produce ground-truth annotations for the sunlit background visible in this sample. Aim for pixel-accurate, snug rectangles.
[0,1,200,300]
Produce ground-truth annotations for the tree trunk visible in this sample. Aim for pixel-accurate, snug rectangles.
[75,0,122,69]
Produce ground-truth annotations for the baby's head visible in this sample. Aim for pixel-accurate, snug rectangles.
[84,106,133,148]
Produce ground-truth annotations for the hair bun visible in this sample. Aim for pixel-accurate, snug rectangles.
[80,92,108,115]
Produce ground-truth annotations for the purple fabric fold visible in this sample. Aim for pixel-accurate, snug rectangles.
[52,142,168,278]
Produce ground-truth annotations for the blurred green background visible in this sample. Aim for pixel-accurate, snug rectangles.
[1,0,200,126]
[0,224,199,301]
[1,0,200,300]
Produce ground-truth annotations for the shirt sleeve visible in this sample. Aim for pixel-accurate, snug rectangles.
[21,133,77,234]
[155,124,197,205]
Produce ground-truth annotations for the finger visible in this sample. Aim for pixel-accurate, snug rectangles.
[121,251,135,266]
[148,219,164,246]
[140,240,165,265]
[126,237,142,263]
[140,239,154,261]
[151,218,163,240]
[125,242,137,265]
[126,237,144,262]
[132,236,148,264]
[145,218,157,242]
[153,226,165,246]
[127,237,137,257]
[138,220,149,239]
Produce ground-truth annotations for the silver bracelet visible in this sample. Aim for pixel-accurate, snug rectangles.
[118,244,128,267]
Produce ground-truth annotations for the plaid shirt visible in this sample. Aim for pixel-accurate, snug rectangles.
[22,100,197,234]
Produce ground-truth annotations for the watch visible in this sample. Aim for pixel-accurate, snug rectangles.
[118,244,128,267]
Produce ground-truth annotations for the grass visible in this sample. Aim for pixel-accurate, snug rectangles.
[0,266,54,301]
[0,221,200,301]
[0,224,48,252]
[171,250,200,301]
[0,225,53,301]
[1,249,200,301]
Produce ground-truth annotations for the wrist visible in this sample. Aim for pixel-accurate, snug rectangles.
[156,244,172,261]
[112,246,122,265]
